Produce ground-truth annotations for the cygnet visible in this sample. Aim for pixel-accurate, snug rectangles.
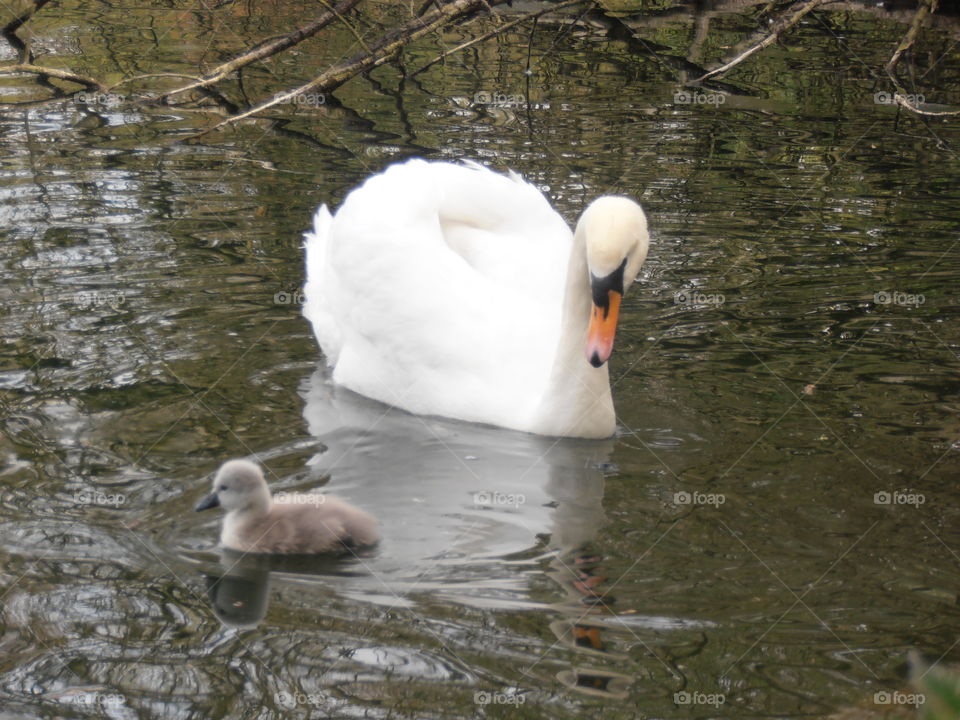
[195,459,378,554]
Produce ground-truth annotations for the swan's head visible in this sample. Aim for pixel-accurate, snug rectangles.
[195,459,272,515]
[578,196,650,368]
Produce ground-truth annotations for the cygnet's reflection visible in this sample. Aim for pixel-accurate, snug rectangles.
[204,550,369,628]
[204,559,270,629]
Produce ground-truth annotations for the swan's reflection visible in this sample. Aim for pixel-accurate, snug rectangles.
[300,369,636,697]
[300,369,612,580]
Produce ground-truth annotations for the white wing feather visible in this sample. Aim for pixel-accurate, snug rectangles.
[303,159,574,431]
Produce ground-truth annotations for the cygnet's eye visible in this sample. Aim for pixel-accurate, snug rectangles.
[218,484,230,493]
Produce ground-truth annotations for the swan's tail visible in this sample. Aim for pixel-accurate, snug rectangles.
[302,204,341,366]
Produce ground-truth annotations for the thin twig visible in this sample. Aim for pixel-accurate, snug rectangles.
[196,0,509,136]
[883,0,960,117]
[525,14,538,76]
[410,0,585,78]
[694,0,832,83]
[316,0,371,54]
[885,0,937,75]
[0,62,104,89]
[105,73,205,93]
[160,0,364,99]
[893,96,960,116]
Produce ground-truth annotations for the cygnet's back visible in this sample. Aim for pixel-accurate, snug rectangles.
[195,459,379,555]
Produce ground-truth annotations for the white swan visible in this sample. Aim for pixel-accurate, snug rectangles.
[302,159,650,439]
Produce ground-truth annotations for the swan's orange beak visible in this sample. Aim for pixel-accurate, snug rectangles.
[586,290,622,368]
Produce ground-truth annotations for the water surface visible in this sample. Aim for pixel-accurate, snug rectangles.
[1,1,959,718]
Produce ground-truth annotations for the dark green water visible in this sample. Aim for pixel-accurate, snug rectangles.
[1,1,959,718]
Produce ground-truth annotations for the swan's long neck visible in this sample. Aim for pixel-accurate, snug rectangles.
[534,224,615,439]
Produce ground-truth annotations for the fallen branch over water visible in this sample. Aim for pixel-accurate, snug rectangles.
[885,0,960,116]
[409,0,586,77]
[158,0,365,101]
[684,0,957,118]
[0,62,104,89]
[0,0,954,128]
[694,0,832,83]
[198,0,512,135]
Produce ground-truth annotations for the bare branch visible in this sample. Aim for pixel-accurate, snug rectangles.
[694,0,832,83]
[160,0,364,100]
[198,0,509,135]
[885,0,937,75]
[316,0,371,54]
[105,73,205,93]
[894,95,960,116]
[0,62,104,90]
[410,0,587,78]
[882,0,960,117]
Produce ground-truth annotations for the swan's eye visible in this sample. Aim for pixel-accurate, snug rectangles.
[218,485,229,492]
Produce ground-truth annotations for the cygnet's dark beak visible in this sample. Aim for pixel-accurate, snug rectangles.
[195,492,220,512]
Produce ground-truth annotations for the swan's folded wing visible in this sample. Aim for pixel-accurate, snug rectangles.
[307,160,574,431]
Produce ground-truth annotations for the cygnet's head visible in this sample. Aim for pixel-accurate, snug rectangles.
[577,196,650,368]
[195,459,272,515]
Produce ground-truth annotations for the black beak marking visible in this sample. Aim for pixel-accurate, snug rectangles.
[590,259,627,315]
[195,492,220,512]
